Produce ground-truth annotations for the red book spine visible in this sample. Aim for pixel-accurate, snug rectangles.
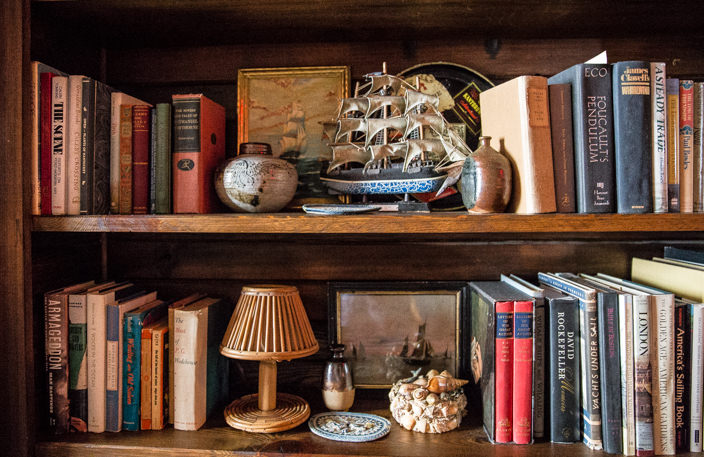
[513,299,534,444]
[495,300,514,443]
[40,72,55,215]
[132,105,151,215]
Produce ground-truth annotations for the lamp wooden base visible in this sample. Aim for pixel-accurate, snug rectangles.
[224,392,311,433]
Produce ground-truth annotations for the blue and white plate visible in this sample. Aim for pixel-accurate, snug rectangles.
[302,204,381,215]
[308,412,391,442]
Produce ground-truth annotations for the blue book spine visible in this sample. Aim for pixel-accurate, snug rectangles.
[122,313,142,431]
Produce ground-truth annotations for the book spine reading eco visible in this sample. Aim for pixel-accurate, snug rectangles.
[597,289,623,454]
[66,75,83,215]
[694,82,704,212]
[51,76,68,215]
[667,78,680,212]
[690,303,704,452]
[495,300,514,443]
[548,83,576,213]
[680,80,695,213]
[154,103,172,214]
[79,77,95,215]
[132,105,151,215]
[675,302,691,452]
[538,273,603,450]
[546,290,580,443]
[548,63,615,213]
[172,94,226,214]
[633,294,655,456]
[513,300,533,444]
[45,291,70,434]
[68,291,89,432]
[40,72,56,215]
[651,63,668,213]
[619,292,636,455]
[119,105,133,214]
[612,61,652,213]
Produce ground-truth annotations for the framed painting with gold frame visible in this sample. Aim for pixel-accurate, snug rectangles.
[328,281,468,389]
[237,66,350,206]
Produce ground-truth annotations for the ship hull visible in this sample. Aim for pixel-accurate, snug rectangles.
[321,165,445,195]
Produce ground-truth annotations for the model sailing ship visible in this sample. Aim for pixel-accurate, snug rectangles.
[320,64,472,202]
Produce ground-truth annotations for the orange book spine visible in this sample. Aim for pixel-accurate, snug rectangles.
[140,327,152,430]
[513,299,534,444]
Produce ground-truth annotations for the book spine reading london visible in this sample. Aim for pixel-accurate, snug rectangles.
[675,302,691,452]
[633,294,655,456]
[651,62,668,213]
[612,61,652,213]
[495,300,514,443]
[680,80,695,213]
[548,83,576,213]
[513,299,533,444]
[667,79,680,212]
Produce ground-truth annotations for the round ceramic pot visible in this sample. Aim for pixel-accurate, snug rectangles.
[215,143,298,213]
[460,136,512,213]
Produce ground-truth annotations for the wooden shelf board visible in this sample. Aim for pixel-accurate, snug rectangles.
[32,213,704,235]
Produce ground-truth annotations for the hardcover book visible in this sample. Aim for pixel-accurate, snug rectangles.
[666,78,680,212]
[513,298,534,444]
[150,319,169,430]
[66,75,84,215]
[694,82,704,212]
[689,301,704,452]
[548,62,615,213]
[674,301,691,452]
[132,105,152,215]
[119,104,134,214]
[664,246,704,265]
[612,61,652,213]
[172,94,226,214]
[650,63,668,213]
[51,76,68,215]
[680,80,695,213]
[548,83,576,213]
[631,257,704,302]
[479,75,556,214]
[154,103,172,214]
[173,297,231,431]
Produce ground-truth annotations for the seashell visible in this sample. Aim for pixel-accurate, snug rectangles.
[413,376,428,387]
[399,383,420,396]
[426,393,439,405]
[436,418,458,433]
[440,403,458,417]
[426,374,469,393]
[426,369,440,378]
[412,388,428,400]
[411,403,423,417]
[400,414,415,430]
[414,418,428,433]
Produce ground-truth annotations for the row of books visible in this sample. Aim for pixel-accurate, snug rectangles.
[480,56,704,214]
[44,281,230,434]
[470,261,704,455]
[30,61,226,216]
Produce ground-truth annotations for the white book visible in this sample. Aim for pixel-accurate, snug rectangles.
[651,62,668,213]
[51,76,68,215]
[86,282,133,433]
[65,75,84,215]
[689,302,704,452]
[110,92,150,214]
[632,292,655,455]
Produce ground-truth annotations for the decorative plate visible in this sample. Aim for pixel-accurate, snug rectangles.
[302,204,381,215]
[308,412,391,442]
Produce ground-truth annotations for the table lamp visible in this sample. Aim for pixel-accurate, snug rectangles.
[220,285,319,433]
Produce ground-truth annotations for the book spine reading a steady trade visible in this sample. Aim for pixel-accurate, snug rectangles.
[680,80,695,213]
[667,79,680,212]
[675,302,691,452]
[132,105,151,215]
[495,300,514,443]
[612,61,652,213]
[633,294,655,456]
[548,83,576,213]
[651,62,668,213]
[694,82,704,212]
[51,76,68,215]
[513,299,533,444]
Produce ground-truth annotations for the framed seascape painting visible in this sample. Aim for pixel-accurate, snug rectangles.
[237,66,350,205]
[328,282,469,388]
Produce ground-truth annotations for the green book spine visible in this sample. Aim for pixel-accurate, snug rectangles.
[155,103,172,214]
[68,292,88,432]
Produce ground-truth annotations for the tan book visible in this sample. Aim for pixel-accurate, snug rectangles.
[150,319,168,430]
[479,75,556,214]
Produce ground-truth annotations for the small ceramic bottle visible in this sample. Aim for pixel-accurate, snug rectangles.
[460,136,512,213]
[214,142,298,212]
[322,344,355,411]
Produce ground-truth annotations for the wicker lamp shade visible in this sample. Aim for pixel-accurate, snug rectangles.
[219,285,319,433]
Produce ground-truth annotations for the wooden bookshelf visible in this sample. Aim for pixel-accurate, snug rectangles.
[3,1,704,457]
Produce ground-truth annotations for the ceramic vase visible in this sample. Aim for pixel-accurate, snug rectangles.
[215,142,298,212]
[322,344,355,411]
[460,136,512,213]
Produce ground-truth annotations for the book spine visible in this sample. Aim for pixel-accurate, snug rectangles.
[86,295,107,433]
[149,107,157,214]
[68,293,88,432]
[132,105,151,215]
[694,82,704,212]
[174,308,207,431]
[548,83,576,213]
[79,77,95,215]
[119,105,133,214]
[155,103,172,214]
[105,305,120,432]
[633,296,655,456]
[45,293,70,434]
[666,78,680,212]
[680,80,694,213]
[612,61,652,213]
[152,328,165,430]
[674,303,691,452]
[51,76,67,215]
[533,299,546,439]
[40,72,55,215]
[513,300,533,444]
[92,81,113,215]
[689,304,703,452]
[110,94,121,214]
[620,294,636,456]
[66,75,83,215]
[597,292,622,454]
[651,63,668,213]
[580,293,603,450]
[650,294,675,455]
[495,300,514,443]
[547,298,580,443]
[172,96,202,214]
[168,307,176,424]
[31,62,40,215]
[122,314,141,431]
[140,327,152,430]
